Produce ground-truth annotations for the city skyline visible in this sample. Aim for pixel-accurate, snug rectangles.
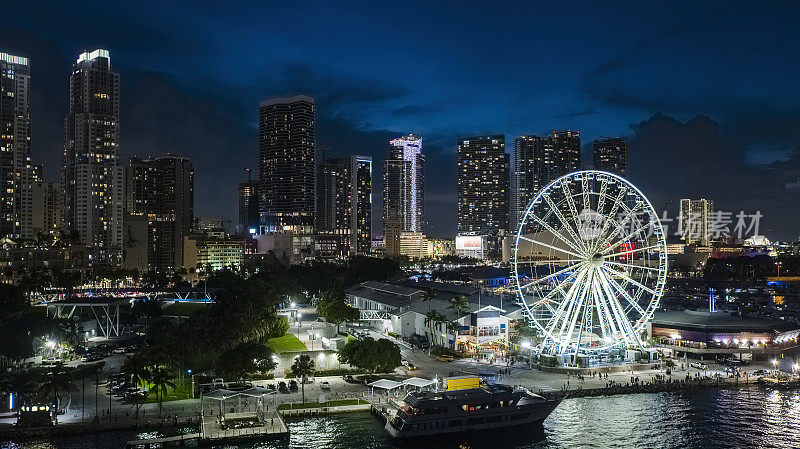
[3,3,800,239]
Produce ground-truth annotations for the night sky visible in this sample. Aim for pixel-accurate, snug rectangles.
[5,1,800,239]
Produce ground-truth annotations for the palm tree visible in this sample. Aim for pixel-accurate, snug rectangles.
[38,362,73,424]
[422,288,437,313]
[147,366,176,418]
[448,295,470,317]
[120,356,151,418]
[424,310,447,346]
[1,368,35,412]
[290,354,315,404]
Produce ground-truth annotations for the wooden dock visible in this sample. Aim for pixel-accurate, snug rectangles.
[126,433,200,448]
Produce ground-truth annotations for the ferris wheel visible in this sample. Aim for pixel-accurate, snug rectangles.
[512,171,667,360]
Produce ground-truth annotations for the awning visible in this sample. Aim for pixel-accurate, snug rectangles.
[203,388,236,401]
[368,379,403,390]
[238,386,274,397]
[402,377,436,388]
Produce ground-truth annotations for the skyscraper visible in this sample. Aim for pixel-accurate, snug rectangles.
[457,135,509,234]
[258,95,316,258]
[125,156,194,273]
[510,131,582,230]
[593,137,627,176]
[63,49,123,265]
[679,198,714,246]
[0,52,37,240]
[237,180,259,235]
[383,135,424,237]
[318,155,372,255]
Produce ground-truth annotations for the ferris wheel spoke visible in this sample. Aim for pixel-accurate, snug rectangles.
[604,260,661,273]
[593,274,621,341]
[516,258,584,266]
[598,269,647,317]
[519,261,583,290]
[596,272,638,347]
[601,221,655,256]
[589,275,612,341]
[518,235,584,260]
[541,194,588,254]
[604,244,661,259]
[545,268,588,344]
[560,184,587,252]
[528,213,588,257]
[602,265,658,297]
[565,269,593,353]
[593,201,644,253]
[589,189,632,253]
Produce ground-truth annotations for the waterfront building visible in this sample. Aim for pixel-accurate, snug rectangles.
[0,52,37,240]
[592,137,627,176]
[125,156,194,273]
[62,49,123,265]
[318,155,372,255]
[383,135,424,239]
[258,95,316,259]
[457,135,509,234]
[679,198,714,246]
[237,180,259,236]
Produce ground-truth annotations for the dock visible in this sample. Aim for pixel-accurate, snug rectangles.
[126,433,200,448]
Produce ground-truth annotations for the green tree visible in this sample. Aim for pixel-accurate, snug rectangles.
[147,366,176,417]
[1,368,36,412]
[337,338,401,374]
[424,310,447,346]
[216,341,276,381]
[38,362,73,424]
[317,287,360,333]
[290,354,315,404]
[448,295,470,317]
[120,356,151,418]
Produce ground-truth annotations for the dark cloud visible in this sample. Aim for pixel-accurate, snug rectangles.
[392,105,442,117]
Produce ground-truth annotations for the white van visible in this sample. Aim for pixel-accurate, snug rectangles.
[690,362,708,370]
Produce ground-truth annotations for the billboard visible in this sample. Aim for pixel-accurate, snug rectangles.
[456,235,483,250]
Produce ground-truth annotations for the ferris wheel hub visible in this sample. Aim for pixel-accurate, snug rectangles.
[590,253,604,267]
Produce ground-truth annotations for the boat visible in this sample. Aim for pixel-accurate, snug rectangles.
[385,384,562,438]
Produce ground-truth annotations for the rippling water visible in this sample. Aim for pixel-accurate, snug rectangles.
[3,387,800,449]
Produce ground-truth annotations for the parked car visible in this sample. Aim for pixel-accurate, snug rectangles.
[212,378,225,388]
[278,381,289,393]
[320,381,331,390]
[112,347,127,354]
[406,363,417,371]
[690,362,708,370]
[266,383,277,391]
[288,380,299,392]
[753,369,767,376]
[343,375,358,384]
[437,355,454,363]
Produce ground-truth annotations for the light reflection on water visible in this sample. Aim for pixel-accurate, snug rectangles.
[4,387,800,449]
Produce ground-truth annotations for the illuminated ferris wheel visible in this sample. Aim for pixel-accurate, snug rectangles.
[512,171,667,361]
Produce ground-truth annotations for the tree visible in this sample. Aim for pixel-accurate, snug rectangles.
[424,310,447,346]
[422,288,437,313]
[216,341,276,381]
[147,366,176,417]
[317,287,360,333]
[337,338,401,374]
[38,362,73,424]
[290,354,315,404]
[120,356,151,418]
[1,368,36,412]
[448,295,470,317]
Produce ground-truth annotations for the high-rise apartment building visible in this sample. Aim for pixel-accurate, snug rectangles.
[383,135,424,240]
[318,155,372,255]
[0,52,37,240]
[510,131,582,230]
[125,156,194,273]
[457,135,509,234]
[237,180,259,235]
[32,180,63,237]
[63,49,123,265]
[258,95,316,259]
[593,137,627,176]
[679,198,714,246]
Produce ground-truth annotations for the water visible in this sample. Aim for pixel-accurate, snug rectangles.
[4,387,800,449]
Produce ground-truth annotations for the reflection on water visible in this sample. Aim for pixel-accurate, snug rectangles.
[3,387,800,449]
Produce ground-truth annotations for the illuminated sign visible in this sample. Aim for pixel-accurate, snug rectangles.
[456,235,483,250]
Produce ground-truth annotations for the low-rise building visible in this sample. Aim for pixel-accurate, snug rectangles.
[184,234,245,277]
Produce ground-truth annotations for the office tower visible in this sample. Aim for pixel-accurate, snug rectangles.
[510,131,581,230]
[0,52,37,240]
[511,135,548,230]
[679,198,714,246]
[457,135,509,234]
[32,180,63,237]
[383,135,424,238]
[63,49,123,265]
[318,155,372,255]
[550,130,581,179]
[258,95,316,259]
[593,137,627,176]
[125,156,194,273]
[238,180,259,235]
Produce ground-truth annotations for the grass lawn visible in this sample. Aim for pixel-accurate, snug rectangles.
[162,301,209,317]
[268,333,308,353]
[143,377,193,403]
[277,398,369,410]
